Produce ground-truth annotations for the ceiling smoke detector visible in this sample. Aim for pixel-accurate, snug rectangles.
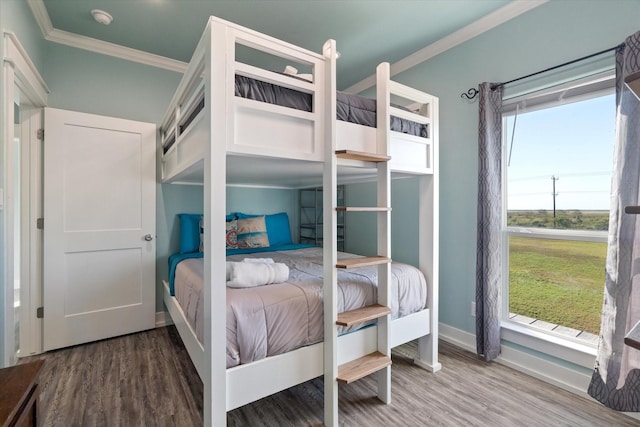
[91,9,113,25]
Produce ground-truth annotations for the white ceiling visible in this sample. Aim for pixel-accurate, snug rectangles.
[32,0,545,91]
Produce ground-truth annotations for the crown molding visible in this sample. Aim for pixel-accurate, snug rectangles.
[27,0,547,81]
[344,0,549,94]
[46,28,188,73]
[26,0,53,36]
[4,31,50,105]
[26,0,187,74]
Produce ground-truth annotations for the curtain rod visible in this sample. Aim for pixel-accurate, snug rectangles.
[461,42,625,100]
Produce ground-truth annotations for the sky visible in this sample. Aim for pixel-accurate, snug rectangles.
[505,93,615,211]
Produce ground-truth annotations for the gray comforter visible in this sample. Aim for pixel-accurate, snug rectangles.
[174,247,427,368]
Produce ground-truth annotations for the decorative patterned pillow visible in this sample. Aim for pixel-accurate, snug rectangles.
[236,216,270,248]
[226,219,238,249]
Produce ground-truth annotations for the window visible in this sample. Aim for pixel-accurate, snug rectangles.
[502,73,615,346]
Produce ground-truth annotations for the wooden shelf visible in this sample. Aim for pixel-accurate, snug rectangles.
[625,70,640,101]
[337,352,391,384]
[336,207,391,212]
[336,304,391,326]
[336,256,390,269]
[335,150,391,162]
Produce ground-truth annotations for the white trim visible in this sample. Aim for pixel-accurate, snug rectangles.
[3,32,49,105]
[439,323,476,353]
[501,320,596,368]
[25,0,53,37]
[2,32,48,367]
[26,0,187,73]
[439,324,591,397]
[155,310,172,327]
[2,57,16,368]
[46,28,188,73]
[344,0,549,94]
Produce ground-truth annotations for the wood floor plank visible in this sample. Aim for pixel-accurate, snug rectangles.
[21,327,639,426]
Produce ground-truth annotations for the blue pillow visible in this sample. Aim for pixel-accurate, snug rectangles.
[236,212,292,246]
[265,212,292,246]
[178,213,201,254]
[179,213,236,253]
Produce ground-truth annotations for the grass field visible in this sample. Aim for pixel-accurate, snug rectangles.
[508,209,609,230]
[509,235,607,335]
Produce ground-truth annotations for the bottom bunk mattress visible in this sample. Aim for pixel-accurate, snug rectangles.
[172,247,427,368]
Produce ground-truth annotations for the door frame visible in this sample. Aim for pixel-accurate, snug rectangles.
[2,31,48,366]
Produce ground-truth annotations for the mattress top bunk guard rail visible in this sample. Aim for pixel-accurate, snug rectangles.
[159,21,437,185]
[159,16,440,427]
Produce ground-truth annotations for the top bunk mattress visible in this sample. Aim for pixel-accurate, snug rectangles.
[235,75,428,137]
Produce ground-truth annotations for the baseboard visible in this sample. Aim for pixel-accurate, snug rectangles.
[439,323,591,398]
[438,323,640,421]
[439,323,590,398]
[156,311,173,328]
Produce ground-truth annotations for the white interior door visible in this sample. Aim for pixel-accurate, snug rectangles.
[43,108,156,351]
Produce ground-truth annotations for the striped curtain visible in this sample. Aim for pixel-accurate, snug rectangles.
[476,82,504,361]
[588,31,640,411]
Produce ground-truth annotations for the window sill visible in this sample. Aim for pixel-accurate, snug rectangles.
[501,320,597,369]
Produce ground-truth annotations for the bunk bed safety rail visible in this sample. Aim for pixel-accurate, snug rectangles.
[160,16,331,184]
[386,72,437,175]
[226,24,327,162]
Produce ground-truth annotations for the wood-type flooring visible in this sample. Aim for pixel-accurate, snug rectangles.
[22,326,639,426]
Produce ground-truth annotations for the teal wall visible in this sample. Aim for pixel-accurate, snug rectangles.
[377,1,640,336]
[0,0,47,366]
[344,177,420,267]
[44,43,180,124]
[1,0,47,72]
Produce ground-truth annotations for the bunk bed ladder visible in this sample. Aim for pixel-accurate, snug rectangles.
[334,61,395,408]
[323,54,393,426]
[334,151,392,395]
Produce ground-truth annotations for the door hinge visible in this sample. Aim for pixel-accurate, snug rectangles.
[37,129,44,140]
[37,307,44,318]
[37,218,44,229]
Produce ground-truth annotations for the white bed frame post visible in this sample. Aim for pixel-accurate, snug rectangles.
[375,63,392,403]
[322,39,339,427]
[204,18,229,426]
[416,96,441,373]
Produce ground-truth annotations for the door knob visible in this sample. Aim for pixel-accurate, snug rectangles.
[144,234,153,241]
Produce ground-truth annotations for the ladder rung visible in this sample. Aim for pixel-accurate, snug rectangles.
[337,352,391,384]
[336,304,391,326]
[336,207,391,212]
[336,256,390,269]
[335,150,391,162]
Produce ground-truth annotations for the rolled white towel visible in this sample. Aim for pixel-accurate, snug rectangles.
[227,262,289,288]
[243,257,275,264]
[226,261,238,281]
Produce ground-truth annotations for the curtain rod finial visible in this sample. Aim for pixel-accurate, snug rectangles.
[461,87,479,100]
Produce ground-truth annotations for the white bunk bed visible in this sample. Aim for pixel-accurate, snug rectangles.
[160,16,440,426]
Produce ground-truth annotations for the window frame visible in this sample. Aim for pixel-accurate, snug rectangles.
[500,70,615,356]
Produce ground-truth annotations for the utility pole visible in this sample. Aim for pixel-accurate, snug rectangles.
[551,175,559,223]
